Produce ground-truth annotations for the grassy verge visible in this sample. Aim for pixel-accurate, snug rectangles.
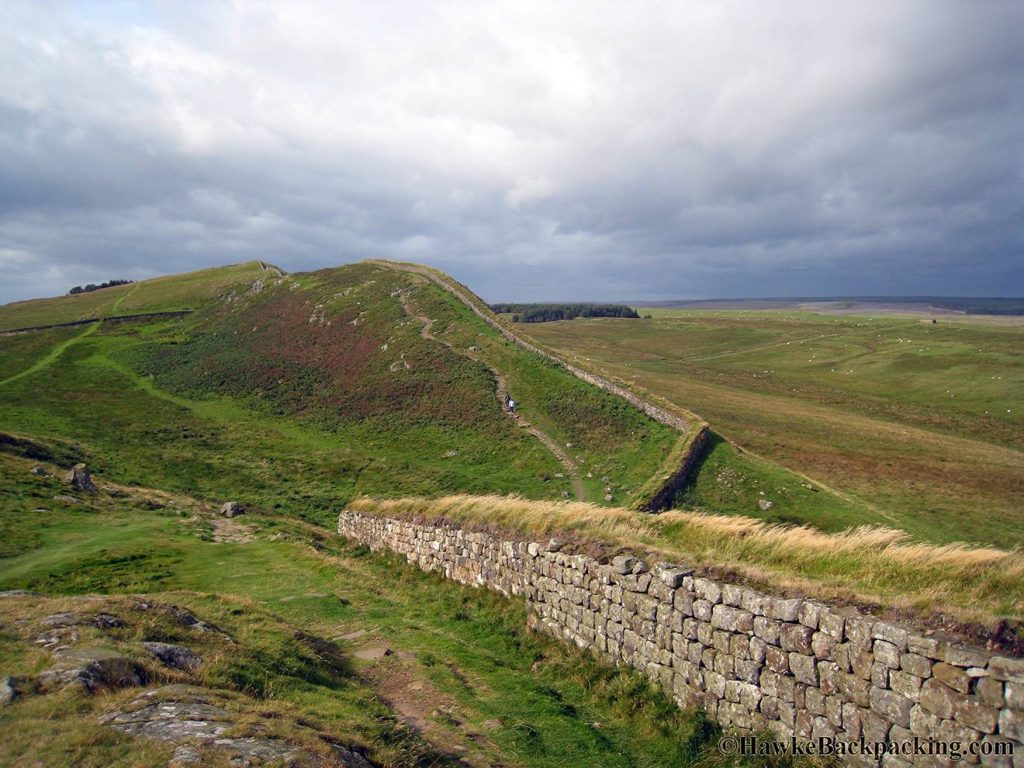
[348,494,1024,629]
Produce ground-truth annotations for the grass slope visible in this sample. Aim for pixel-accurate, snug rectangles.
[0,260,679,521]
[0,454,811,768]
[0,262,272,331]
[522,310,1024,547]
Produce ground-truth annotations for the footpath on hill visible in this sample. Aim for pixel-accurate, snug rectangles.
[398,288,586,501]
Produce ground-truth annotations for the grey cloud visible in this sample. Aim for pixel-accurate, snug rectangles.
[0,0,1021,304]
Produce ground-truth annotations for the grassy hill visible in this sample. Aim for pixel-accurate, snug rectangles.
[0,260,679,523]
[0,262,755,766]
[0,262,276,331]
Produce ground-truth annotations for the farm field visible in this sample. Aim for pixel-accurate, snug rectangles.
[521,308,1024,548]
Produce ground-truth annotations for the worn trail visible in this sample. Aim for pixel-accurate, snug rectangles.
[398,288,585,502]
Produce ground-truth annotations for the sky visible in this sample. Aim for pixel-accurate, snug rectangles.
[1,1,1022,304]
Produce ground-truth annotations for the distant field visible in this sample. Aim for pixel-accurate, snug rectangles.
[651,297,1024,317]
[522,308,1024,548]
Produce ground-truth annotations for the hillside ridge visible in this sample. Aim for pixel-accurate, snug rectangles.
[368,260,711,511]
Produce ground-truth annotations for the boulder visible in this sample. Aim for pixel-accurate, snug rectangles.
[38,648,146,693]
[1,676,29,705]
[67,463,98,494]
[220,501,245,518]
[757,498,773,511]
[142,642,201,672]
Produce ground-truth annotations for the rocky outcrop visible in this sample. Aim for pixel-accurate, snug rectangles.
[37,648,146,694]
[142,642,201,671]
[67,462,98,493]
[339,511,1024,766]
[100,686,373,767]
[220,500,245,517]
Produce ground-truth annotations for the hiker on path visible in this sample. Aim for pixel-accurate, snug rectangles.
[508,398,516,414]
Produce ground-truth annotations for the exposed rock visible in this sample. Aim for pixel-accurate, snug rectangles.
[168,744,203,767]
[42,611,125,629]
[757,498,774,511]
[142,642,201,672]
[67,463,98,493]
[220,501,245,518]
[52,495,79,504]
[29,465,49,477]
[353,645,393,661]
[603,493,614,502]
[166,605,232,641]
[0,589,43,598]
[611,555,636,575]
[38,648,146,693]
[99,686,371,767]
[1,676,29,705]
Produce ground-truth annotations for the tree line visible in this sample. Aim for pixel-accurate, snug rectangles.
[68,279,133,295]
[490,302,640,323]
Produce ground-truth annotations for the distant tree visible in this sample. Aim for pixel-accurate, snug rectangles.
[67,279,133,296]
[490,303,640,323]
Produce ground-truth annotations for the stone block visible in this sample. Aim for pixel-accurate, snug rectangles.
[934,662,972,694]
[765,645,789,674]
[798,601,822,630]
[779,623,815,654]
[764,597,802,622]
[811,631,836,660]
[789,653,818,685]
[998,708,1024,742]
[875,639,901,669]
[819,611,845,642]
[872,621,909,651]
[900,652,932,679]
[920,679,961,719]
[945,645,989,669]
[721,583,744,606]
[753,616,782,645]
[693,578,722,604]
[953,694,998,734]
[976,677,1005,709]
[710,604,754,633]
[889,669,922,701]
[870,687,914,728]
[989,657,1024,683]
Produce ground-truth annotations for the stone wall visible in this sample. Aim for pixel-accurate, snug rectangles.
[339,511,1024,766]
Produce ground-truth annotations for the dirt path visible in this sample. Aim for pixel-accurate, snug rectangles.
[0,321,100,387]
[398,289,585,501]
[210,516,256,543]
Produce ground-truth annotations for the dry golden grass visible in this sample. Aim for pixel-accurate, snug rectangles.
[348,494,1024,627]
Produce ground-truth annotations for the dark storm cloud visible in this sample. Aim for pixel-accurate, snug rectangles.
[1,0,1022,304]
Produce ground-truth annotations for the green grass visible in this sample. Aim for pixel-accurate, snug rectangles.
[0,260,680,512]
[0,454,824,767]
[522,310,1024,547]
[0,262,270,331]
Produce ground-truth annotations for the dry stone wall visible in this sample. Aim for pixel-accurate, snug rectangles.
[339,511,1024,767]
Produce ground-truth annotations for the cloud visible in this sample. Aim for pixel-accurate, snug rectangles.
[0,0,1021,303]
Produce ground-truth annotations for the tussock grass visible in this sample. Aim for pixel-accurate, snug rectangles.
[348,494,1024,626]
